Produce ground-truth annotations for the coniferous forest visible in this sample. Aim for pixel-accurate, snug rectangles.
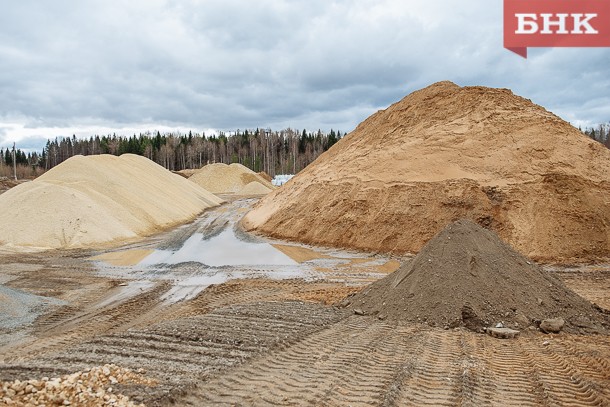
[1,124,609,180]
[0,128,343,179]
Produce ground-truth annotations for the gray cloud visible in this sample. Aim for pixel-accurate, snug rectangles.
[8,135,50,151]
[0,0,608,151]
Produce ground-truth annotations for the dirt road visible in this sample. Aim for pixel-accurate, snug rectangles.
[1,198,609,406]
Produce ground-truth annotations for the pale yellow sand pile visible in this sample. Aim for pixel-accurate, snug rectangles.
[243,81,610,262]
[0,154,223,251]
[189,163,275,194]
[238,181,273,195]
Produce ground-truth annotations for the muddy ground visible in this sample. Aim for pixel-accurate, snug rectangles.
[1,197,609,406]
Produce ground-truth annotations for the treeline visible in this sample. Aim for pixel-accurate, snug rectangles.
[0,147,45,179]
[584,123,610,149]
[4,122,605,181]
[0,147,42,167]
[37,128,343,177]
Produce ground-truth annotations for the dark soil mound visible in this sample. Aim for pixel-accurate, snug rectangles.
[347,220,610,334]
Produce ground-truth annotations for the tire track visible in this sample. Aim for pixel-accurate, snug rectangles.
[1,301,344,405]
[181,318,426,406]
[177,322,610,407]
[392,330,463,406]
[173,279,358,321]
[1,281,172,362]
[462,334,549,406]
[520,337,610,406]
[556,335,610,395]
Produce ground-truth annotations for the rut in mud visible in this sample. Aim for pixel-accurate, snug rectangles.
[179,316,610,406]
[1,302,345,405]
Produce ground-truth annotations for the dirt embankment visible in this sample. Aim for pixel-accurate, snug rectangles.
[0,154,223,251]
[243,81,610,262]
[346,219,610,333]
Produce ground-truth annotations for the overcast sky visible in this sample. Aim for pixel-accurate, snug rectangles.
[0,0,608,151]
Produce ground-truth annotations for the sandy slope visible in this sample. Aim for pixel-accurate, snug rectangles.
[0,154,223,250]
[243,81,610,262]
[238,181,273,195]
[189,163,275,194]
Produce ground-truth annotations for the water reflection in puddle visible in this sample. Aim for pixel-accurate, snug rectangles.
[160,273,235,304]
[140,230,298,267]
[96,280,155,308]
[92,200,392,305]
[94,226,312,304]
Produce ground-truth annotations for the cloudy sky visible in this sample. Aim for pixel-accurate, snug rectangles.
[0,0,608,151]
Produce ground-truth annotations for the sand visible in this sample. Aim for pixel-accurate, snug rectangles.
[271,244,332,263]
[243,81,610,262]
[174,169,198,179]
[90,249,155,266]
[257,171,273,182]
[346,220,610,334]
[0,177,22,194]
[238,181,273,195]
[0,154,223,251]
[189,163,275,194]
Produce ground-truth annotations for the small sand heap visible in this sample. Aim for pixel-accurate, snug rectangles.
[189,163,275,194]
[0,154,223,251]
[347,220,610,334]
[238,181,273,195]
[243,81,610,262]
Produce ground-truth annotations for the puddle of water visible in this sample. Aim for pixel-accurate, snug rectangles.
[90,199,398,306]
[140,230,298,267]
[95,280,155,308]
[161,271,240,304]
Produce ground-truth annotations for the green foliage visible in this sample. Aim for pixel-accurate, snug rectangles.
[2,147,34,166]
[16,127,346,176]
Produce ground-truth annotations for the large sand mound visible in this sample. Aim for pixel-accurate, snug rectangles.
[0,154,223,250]
[347,220,610,334]
[243,81,610,262]
[189,163,275,194]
